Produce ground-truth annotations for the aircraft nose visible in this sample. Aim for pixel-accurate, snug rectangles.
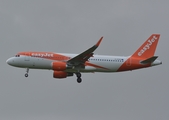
[6,58,14,65]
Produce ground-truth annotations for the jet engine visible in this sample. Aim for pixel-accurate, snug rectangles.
[53,71,73,78]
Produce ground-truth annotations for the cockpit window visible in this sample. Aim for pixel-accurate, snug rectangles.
[15,55,20,57]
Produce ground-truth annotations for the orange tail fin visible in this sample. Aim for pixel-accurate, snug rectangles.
[131,34,160,58]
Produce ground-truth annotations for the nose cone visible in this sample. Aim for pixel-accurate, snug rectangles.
[6,58,14,66]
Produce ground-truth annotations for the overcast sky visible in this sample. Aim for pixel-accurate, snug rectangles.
[1,0,169,120]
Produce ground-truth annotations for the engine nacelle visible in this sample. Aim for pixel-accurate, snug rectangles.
[52,62,67,71]
[53,71,73,78]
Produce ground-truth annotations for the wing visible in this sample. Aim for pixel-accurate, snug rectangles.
[67,37,103,68]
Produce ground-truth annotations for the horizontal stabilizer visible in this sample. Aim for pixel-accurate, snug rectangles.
[140,56,158,64]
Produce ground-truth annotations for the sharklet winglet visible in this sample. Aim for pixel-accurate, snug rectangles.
[95,37,103,47]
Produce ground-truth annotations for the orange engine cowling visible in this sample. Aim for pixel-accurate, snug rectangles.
[52,62,67,71]
[53,71,73,78]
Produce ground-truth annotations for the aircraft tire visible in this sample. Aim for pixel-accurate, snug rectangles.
[25,73,28,77]
[76,72,81,78]
[77,77,82,83]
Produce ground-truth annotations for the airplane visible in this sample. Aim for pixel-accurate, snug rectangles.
[6,34,162,83]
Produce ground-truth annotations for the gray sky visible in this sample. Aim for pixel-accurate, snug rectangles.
[1,0,169,120]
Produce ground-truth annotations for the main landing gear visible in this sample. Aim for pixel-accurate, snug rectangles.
[25,68,29,77]
[76,72,82,83]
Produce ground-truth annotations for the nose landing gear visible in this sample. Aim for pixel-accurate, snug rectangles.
[25,68,29,77]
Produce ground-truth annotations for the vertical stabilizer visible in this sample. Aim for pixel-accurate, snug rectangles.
[131,34,160,58]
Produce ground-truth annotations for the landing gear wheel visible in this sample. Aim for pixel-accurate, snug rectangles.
[76,72,81,78]
[77,77,82,83]
[25,73,28,77]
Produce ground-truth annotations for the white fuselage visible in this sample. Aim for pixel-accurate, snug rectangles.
[6,53,161,73]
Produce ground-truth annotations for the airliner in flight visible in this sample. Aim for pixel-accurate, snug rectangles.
[6,34,162,83]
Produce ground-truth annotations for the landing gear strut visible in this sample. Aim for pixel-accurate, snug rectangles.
[25,68,29,77]
[76,72,82,83]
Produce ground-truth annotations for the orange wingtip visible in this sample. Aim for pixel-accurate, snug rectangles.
[96,37,103,47]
